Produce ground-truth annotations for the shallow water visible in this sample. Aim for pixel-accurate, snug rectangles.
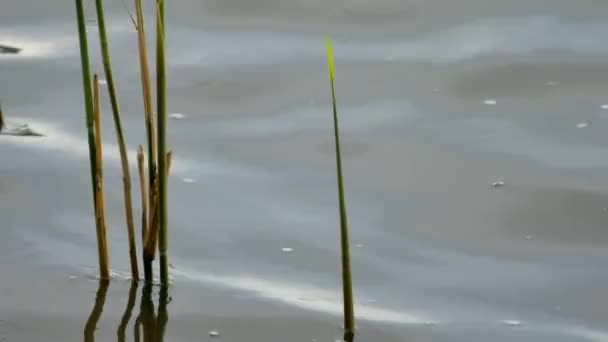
[3,0,608,341]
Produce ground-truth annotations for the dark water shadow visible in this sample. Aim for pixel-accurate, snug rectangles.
[117,281,138,342]
[84,281,170,342]
[134,284,170,342]
[84,280,109,342]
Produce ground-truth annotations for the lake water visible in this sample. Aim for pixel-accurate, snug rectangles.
[2,1,608,341]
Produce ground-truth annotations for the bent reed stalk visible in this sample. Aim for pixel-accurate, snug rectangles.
[93,0,139,281]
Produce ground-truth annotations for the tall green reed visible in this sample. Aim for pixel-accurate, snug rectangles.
[74,0,98,220]
[326,35,356,342]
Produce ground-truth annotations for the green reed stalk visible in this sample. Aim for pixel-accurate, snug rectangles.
[94,0,139,281]
[326,35,355,342]
[75,0,108,279]
[155,0,169,286]
[74,0,98,215]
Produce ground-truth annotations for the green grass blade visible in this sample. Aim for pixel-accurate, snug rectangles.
[326,35,355,341]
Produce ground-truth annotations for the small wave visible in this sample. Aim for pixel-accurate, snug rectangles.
[171,266,435,325]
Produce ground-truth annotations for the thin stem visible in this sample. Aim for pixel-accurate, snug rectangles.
[133,0,157,243]
[155,0,169,286]
[93,74,110,281]
[74,0,99,233]
[326,36,355,340]
[94,0,139,280]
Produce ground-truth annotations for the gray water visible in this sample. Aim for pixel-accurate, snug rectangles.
[2,1,608,341]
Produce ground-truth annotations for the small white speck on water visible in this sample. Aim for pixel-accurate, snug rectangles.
[484,99,497,105]
[209,330,220,337]
[182,178,197,183]
[98,79,107,85]
[281,247,294,253]
[502,320,523,327]
[545,81,558,86]
[576,122,589,128]
[169,113,185,119]
[525,235,533,240]
[432,88,440,93]
[69,275,77,279]
[601,104,608,110]
[492,181,505,188]
[355,243,364,248]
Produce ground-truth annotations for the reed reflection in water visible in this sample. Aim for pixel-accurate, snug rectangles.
[84,281,170,342]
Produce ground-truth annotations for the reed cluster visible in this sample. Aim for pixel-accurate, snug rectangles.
[74,0,356,339]
[74,0,169,285]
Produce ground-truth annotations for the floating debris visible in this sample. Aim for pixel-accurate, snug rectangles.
[281,247,294,253]
[182,178,197,184]
[209,330,220,338]
[492,180,505,188]
[484,99,497,105]
[545,81,558,86]
[169,113,185,120]
[355,243,364,248]
[0,44,21,54]
[525,235,533,240]
[602,104,608,110]
[502,320,523,327]
[0,124,44,137]
[69,275,78,279]
[576,122,589,128]
[98,79,107,85]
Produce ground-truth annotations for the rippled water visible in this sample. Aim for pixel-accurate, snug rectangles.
[3,1,608,341]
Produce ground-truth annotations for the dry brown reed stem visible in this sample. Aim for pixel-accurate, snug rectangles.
[143,151,172,258]
[93,74,110,280]
[133,0,157,242]
[137,145,147,243]
[93,0,139,281]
